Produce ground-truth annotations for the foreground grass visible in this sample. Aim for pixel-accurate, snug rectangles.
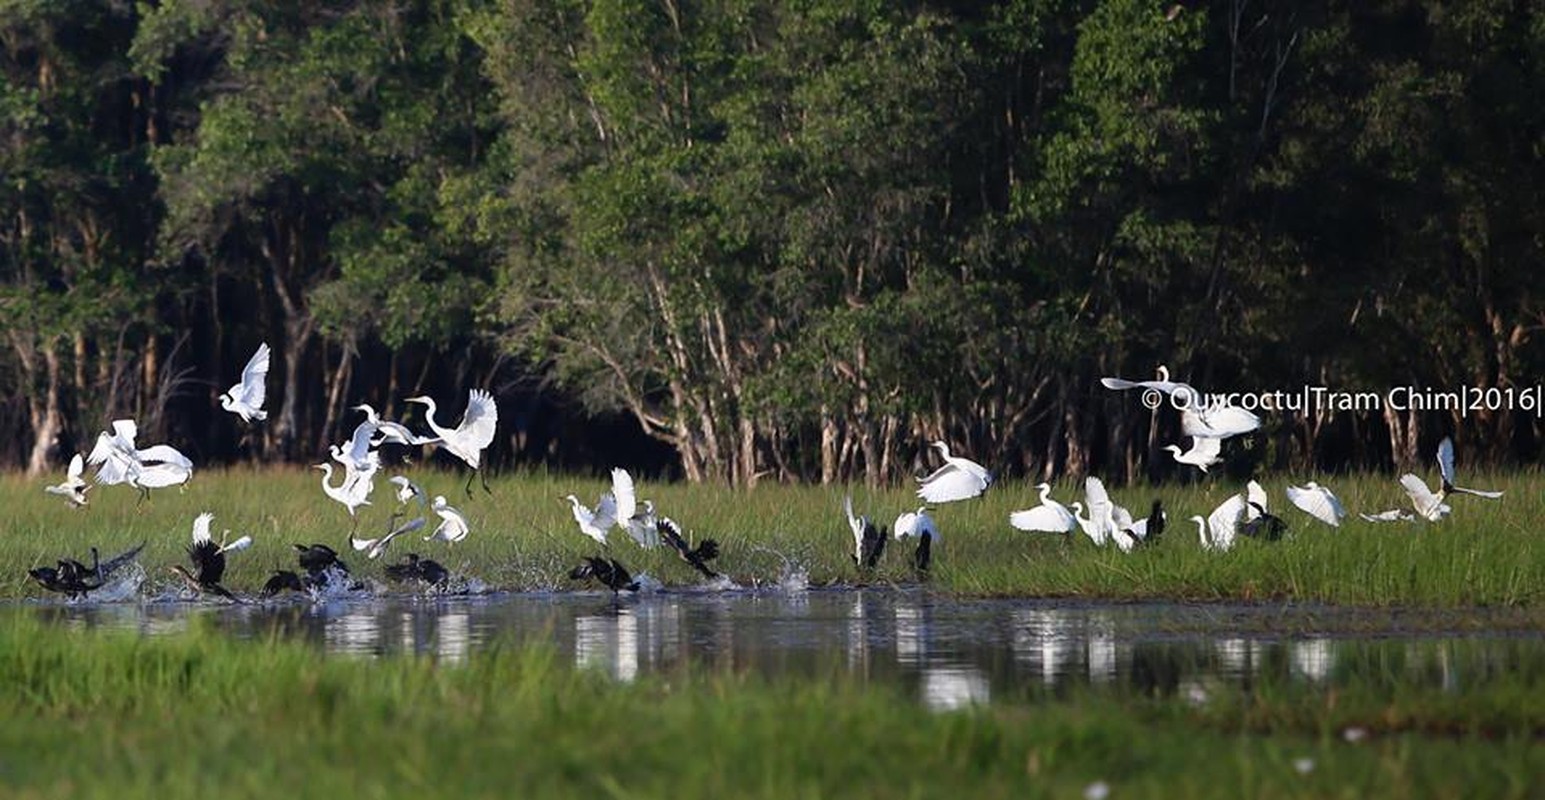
[1,467,1542,606]
[0,616,1539,799]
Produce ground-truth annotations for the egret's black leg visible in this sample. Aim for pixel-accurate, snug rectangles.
[463,470,476,497]
[479,468,492,495]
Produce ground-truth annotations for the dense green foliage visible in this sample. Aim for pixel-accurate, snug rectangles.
[2,1,1542,483]
[1,614,1541,798]
[5,469,1543,608]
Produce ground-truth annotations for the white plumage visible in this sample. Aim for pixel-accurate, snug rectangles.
[220,342,270,423]
[44,453,91,507]
[1286,482,1346,527]
[1009,483,1078,534]
[425,495,470,543]
[916,441,993,503]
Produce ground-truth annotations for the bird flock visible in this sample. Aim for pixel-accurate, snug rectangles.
[28,356,1506,601]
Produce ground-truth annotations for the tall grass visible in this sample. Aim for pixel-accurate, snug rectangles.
[2,466,1541,606]
[1,615,1541,799]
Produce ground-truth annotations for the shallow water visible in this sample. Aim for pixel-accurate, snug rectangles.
[17,588,1543,710]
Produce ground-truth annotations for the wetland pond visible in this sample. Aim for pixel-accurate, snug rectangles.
[18,587,1543,711]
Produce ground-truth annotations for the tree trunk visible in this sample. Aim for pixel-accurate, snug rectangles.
[25,344,63,476]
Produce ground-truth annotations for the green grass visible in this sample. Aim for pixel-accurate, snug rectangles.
[0,615,1539,799]
[2,466,1543,606]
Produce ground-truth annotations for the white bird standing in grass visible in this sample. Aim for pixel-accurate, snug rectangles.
[893,506,939,572]
[916,441,993,503]
[1193,493,1248,551]
[1286,482,1346,527]
[424,495,470,544]
[405,389,498,495]
[220,342,270,424]
[565,491,617,546]
[44,454,91,507]
[1009,483,1078,534]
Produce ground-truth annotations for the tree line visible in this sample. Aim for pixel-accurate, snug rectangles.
[3,0,1541,484]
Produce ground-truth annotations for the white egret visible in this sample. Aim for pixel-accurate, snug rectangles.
[352,403,438,447]
[565,490,617,546]
[1009,483,1078,534]
[1163,435,1222,472]
[1079,477,1123,547]
[1398,473,1451,521]
[1182,405,1261,440]
[1360,509,1416,523]
[424,495,470,544]
[1436,437,1503,499]
[609,467,659,548]
[893,506,939,572]
[44,453,91,507]
[86,419,194,497]
[313,463,372,523]
[845,494,887,569]
[404,389,498,494]
[389,475,427,508]
[1099,365,1197,399]
[1286,482,1346,527]
[1199,493,1247,551]
[351,515,427,560]
[916,441,993,503]
[220,342,270,424]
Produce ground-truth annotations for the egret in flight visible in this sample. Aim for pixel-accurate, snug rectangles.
[565,490,617,546]
[351,515,427,560]
[1286,482,1346,527]
[44,453,91,508]
[1163,435,1222,473]
[405,389,498,495]
[425,495,470,544]
[609,467,660,548]
[1436,437,1503,500]
[220,342,270,424]
[916,441,993,503]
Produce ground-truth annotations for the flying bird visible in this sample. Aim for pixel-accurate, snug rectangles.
[220,342,271,424]
[1286,482,1346,527]
[915,441,993,503]
[424,495,470,544]
[168,512,251,600]
[657,516,720,579]
[565,490,617,546]
[1009,483,1078,535]
[405,389,498,495]
[351,515,427,560]
[1163,435,1223,473]
[44,453,91,507]
[1100,365,1198,400]
[609,468,660,548]
[313,462,374,525]
[1436,437,1503,500]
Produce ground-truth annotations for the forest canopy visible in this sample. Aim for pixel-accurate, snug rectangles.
[2,0,1541,484]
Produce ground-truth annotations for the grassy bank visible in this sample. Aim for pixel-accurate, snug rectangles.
[0,615,1539,799]
[2,467,1542,606]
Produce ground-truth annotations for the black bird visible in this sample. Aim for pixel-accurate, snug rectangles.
[1241,502,1288,541]
[569,556,640,595]
[383,553,450,589]
[910,526,932,574]
[293,543,348,579]
[29,559,101,599]
[27,542,146,600]
[169,538,236,600]
[1130,499,1166,546]
[261,569,307,597]
[657,517,720,580]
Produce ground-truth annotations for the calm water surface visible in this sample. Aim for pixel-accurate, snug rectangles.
[19,587,1540,710]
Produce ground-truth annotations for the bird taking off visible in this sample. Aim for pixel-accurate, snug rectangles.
[916,441,993,503]
[405,389,498,495]
[220,342,271,424]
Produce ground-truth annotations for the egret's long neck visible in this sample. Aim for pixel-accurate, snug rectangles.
[1038,484,1052,504]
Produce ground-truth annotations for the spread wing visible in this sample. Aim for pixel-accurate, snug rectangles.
[1398,473,1444,519]
[917,464,989,503]
[66,453,85,484]
[1207,494,1247,551]
[191,512,215,545]
[455,389,498,452]
[1436,437,1457,489]
[1286,485,1340,527]
[1084,477,1113,531]
[1009,504,1073,533]
[610,467,636,522]
[1246,480,1268,517]
[233,343,270,407]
